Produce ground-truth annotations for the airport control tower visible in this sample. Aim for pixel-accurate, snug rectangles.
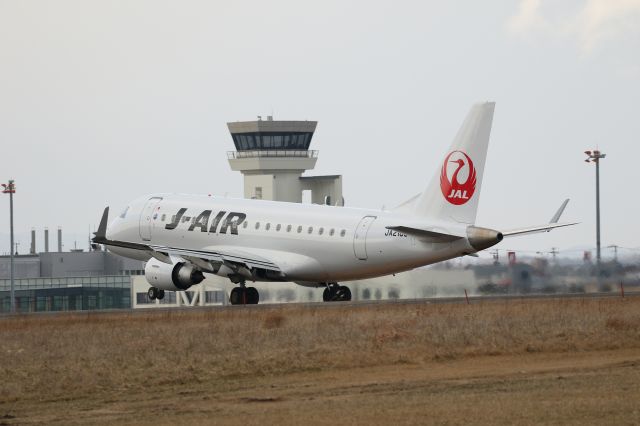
[227,117,343,205]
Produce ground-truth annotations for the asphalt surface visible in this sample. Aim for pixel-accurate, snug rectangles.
[1,291,637,319]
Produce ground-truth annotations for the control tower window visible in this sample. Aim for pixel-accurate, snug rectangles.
[291,133,309,149]
[273,135,283,148]
[232,132,313,151]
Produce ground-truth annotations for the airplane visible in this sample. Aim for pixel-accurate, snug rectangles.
[92,102,576,305]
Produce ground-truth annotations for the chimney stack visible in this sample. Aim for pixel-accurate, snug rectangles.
[44,228,49,253]
[57,227,62,252]
[30,228,36,254]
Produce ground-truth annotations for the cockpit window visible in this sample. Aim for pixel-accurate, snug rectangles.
[119,206,130,219]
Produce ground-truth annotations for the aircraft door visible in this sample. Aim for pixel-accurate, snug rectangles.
[139,197,163,241]
[353,215,376,260]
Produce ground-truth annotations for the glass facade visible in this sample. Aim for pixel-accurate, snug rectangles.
[205,290,225,304]
[232,132,313,151]
[0,276,131,313]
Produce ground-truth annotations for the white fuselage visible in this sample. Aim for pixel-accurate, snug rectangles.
[107,194,476,284]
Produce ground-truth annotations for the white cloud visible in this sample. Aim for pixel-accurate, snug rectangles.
[507,0,640,53]
[574,0,640,52]
[506,0,549,35]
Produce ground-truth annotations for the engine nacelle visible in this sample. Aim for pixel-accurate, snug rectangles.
[144,258,205,291]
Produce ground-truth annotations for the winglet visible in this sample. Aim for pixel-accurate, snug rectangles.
[93,207,109,243]
[549,199,569,224]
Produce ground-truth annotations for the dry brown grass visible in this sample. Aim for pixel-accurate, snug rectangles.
[1,297,639,402]
[1,297,639,424]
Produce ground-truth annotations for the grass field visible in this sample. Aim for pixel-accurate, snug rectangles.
[1,296,640,425]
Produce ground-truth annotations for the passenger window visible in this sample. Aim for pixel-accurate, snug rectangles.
[161,214,166,221]
[329,228,335,236]
[287,225,292,232]
[170,215,176,223]
[266,223,271,231]
[243,221,248,228]
[340,229,346,237]
[297,226,302,233]
[318,227,324,235]
[255,222,260,230]
[308,226,313,234]
[276,224,281,231]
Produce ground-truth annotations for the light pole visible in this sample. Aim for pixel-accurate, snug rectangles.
[584,150,605,288]
[2,180,16,313]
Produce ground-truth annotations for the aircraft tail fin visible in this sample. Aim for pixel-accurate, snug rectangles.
[411,102,495,224]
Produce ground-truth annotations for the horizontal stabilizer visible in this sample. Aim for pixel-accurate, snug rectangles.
[501,222,578,237]
[385,226,463,242]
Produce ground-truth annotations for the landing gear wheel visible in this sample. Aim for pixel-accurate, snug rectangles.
[147,287,158,300]
[230,287,243,305]
[322,283,351,302]
[247,287,259,304]
[322,287,333,302]
[337,285,351,301]
[157,289,165,300]
[230,285,260,305]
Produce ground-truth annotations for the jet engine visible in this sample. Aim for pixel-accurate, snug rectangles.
[144,257,205,291]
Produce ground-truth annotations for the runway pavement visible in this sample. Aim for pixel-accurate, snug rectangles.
[1,290,637,319]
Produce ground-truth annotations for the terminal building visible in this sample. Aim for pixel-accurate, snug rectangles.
[0,228,146,312]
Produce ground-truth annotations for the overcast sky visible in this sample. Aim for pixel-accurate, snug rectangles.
[1,0,639,259]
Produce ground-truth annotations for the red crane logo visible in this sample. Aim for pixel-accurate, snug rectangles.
[440,150,476,205]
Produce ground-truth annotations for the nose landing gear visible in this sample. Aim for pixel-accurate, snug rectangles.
[322,283,352,302]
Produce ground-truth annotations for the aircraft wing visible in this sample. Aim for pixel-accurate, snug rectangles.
[549,199,570,224]
[92,207,281,272]
[150,245,281,272]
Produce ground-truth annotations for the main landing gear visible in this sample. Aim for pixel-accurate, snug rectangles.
[229,283,259,305]
[323,283,352,302]
[147,287,165,301]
